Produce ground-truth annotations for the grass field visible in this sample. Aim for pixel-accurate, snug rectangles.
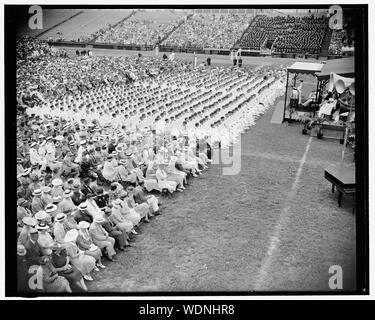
[87,97,356,292]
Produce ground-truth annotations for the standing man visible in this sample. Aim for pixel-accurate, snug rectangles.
[169,51,175,61]
[206,56,211,67]
[297,80,304,105]
[290,86,299,108]
[194,52,197,69]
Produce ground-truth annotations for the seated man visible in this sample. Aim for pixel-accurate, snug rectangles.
[89,217,118,261]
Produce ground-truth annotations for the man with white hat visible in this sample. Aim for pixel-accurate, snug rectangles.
[36,222,54,255]
[45,135,56,165]
[34,210,52,225]
[89,217,117,262]
[60,189,78,213]
[41,186,53,206]
[45,203,58,223]
[17,157,25,176]
[51,178,64,198]
[17,198,32,226]
[17,244,35,293]
[53,213,68,244]
[31,189,46,214]
[73,202,93,224]
[74,139,87,164]
[18,216,37,246]
[29,141,47,170]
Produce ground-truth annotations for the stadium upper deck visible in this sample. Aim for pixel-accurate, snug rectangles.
[17,8,348,57]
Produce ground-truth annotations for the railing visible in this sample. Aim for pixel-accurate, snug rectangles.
[46,39,348,61]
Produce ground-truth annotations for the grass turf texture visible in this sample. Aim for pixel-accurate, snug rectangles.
[87,97,356,292]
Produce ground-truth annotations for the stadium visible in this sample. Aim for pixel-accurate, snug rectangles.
[8,6,366,294]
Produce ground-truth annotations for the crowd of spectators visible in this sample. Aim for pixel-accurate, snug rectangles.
[328,29,350,55]
[16,38,286,293]
[17,36,67,61]
[94,17,185,46]
[238,15,328,54]
[161,13,251,49]
[16,45,191,106]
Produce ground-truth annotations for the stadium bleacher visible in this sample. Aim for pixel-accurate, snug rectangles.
[237,14,328,54]
[17,9,83,38]
[94,10,187,46]
[161,13,252,49]
[39,10,133,42]
[18,9,341,57]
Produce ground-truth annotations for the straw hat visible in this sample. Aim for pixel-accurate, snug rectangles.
[51,178,63,186]
[63,189,73,198]
[41,186,51,193]
[93,217,105,224]
[55,213,67,222]
[78,203,88,211]
[22,168,32,176]
[17,198,27,206]
[77,221,90,229]
[34,210,49,221]
[52,195,62,203]
[29,228,38,235]
[36,221,49,230]
[115,146,124,153]
[119,159,127,165]
[22,216,37,227]
[45,204,57,214]
[17,245,27,256]
[33,189,42,196]
[55,135,64,141]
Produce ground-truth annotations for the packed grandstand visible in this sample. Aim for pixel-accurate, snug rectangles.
[21,8,354,56]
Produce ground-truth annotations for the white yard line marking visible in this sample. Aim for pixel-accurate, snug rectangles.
[254,136,313,290]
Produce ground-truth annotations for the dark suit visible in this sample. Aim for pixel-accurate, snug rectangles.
[107,143,116,155]
[24,239,44,267]
[81,184,96,197]
[95,194,109,209]
[73,209,93,224]
[71,191,86,206]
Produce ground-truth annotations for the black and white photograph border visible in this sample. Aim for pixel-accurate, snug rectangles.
[1,0,373,299]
